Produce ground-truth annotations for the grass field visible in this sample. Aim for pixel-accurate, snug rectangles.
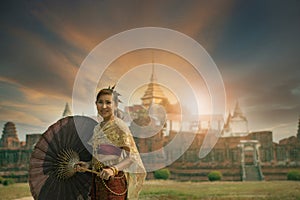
[1,180,300,200]
[0,182,32,200]
[140,180,300,199]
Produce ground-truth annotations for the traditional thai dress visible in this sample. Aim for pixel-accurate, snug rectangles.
[89,117,146,200]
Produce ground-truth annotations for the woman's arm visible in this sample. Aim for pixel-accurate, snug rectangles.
[100,147,133,180]
[113,146,133,171]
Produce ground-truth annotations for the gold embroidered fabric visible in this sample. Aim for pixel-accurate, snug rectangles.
[102,121,131,148]
[89,118,146,199]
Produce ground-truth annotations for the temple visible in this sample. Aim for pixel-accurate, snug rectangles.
[0,122,40,182]
[0,122,21,148]
[62,102,72,117]
[126,66,300,181]
[1,76,300,182]
[0,103,72,182]
[141,65,167,108]
[222,101,249,137]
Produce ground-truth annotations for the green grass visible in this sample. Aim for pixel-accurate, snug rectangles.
[0,183,31,200]
[1,181,300,200]
[140,180,300,200]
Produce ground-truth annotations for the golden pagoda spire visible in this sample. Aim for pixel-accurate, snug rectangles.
[141,53,166,108]
[150,52,157,83]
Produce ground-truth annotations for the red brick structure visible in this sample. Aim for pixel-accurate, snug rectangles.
[128,67,300,181]
[0,122,41,182]
[138,125,300,181]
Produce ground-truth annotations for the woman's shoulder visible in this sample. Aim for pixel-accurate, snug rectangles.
[114,117,126,125]
[114,117,131,133]
[93,123,101,132]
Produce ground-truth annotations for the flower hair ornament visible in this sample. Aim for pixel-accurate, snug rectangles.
[107,85,122,106]
[107,85,124,118]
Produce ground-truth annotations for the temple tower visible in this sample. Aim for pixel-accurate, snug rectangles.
[222,101,249,137]
[141,64,167,108]
[0,122,20,148]
[62,102,72,117]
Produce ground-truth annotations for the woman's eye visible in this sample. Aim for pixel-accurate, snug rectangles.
[96,100,112,105]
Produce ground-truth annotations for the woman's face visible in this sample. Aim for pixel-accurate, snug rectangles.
[96,94,115,121]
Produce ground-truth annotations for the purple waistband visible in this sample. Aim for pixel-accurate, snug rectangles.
[97,144,122,156]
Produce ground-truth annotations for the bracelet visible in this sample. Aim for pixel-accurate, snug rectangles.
[113,166,119,176]
[109,166,119,176]
[109,167,116,176]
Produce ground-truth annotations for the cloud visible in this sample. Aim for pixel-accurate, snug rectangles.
[0,0,299,143]
[2,25,79,99]
[0,105,46,127]
[28,0,237,53]
[0,75,69,136]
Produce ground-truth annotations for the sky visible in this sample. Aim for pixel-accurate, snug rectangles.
[0,0,300,142]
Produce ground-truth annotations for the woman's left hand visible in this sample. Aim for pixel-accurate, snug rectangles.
[99,168,114,180]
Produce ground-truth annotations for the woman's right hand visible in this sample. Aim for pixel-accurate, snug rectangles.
[74,161,89,172]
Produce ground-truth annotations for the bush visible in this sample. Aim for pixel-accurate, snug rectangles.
[287,170,300,181]
[2,178,15,186]
[0,176,4,184]
[154,168,170,180]
[208,171,222,181]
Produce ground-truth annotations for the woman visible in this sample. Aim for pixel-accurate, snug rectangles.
[76,87,146,200]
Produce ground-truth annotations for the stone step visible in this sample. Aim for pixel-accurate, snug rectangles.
[244,165,262,181]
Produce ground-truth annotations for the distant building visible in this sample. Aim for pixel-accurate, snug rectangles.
[124,65,300,181]
[62,102,72,117]
[140,66,168,108]
[222,101,249,137]
[0,102,71,182]
[0,77,300,183]
[0,122,41,182]
[0,122,21,149]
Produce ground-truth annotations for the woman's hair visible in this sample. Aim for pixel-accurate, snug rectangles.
[96,88,113,102]
[96,86,123,118]
[96,86,121,105]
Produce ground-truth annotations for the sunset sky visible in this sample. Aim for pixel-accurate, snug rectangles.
[1,0,300,142]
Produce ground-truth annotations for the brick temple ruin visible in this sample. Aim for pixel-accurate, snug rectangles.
[1,68,299,182]
[126,66,300,181]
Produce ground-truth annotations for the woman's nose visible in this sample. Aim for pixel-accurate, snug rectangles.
[102,103,107,108]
